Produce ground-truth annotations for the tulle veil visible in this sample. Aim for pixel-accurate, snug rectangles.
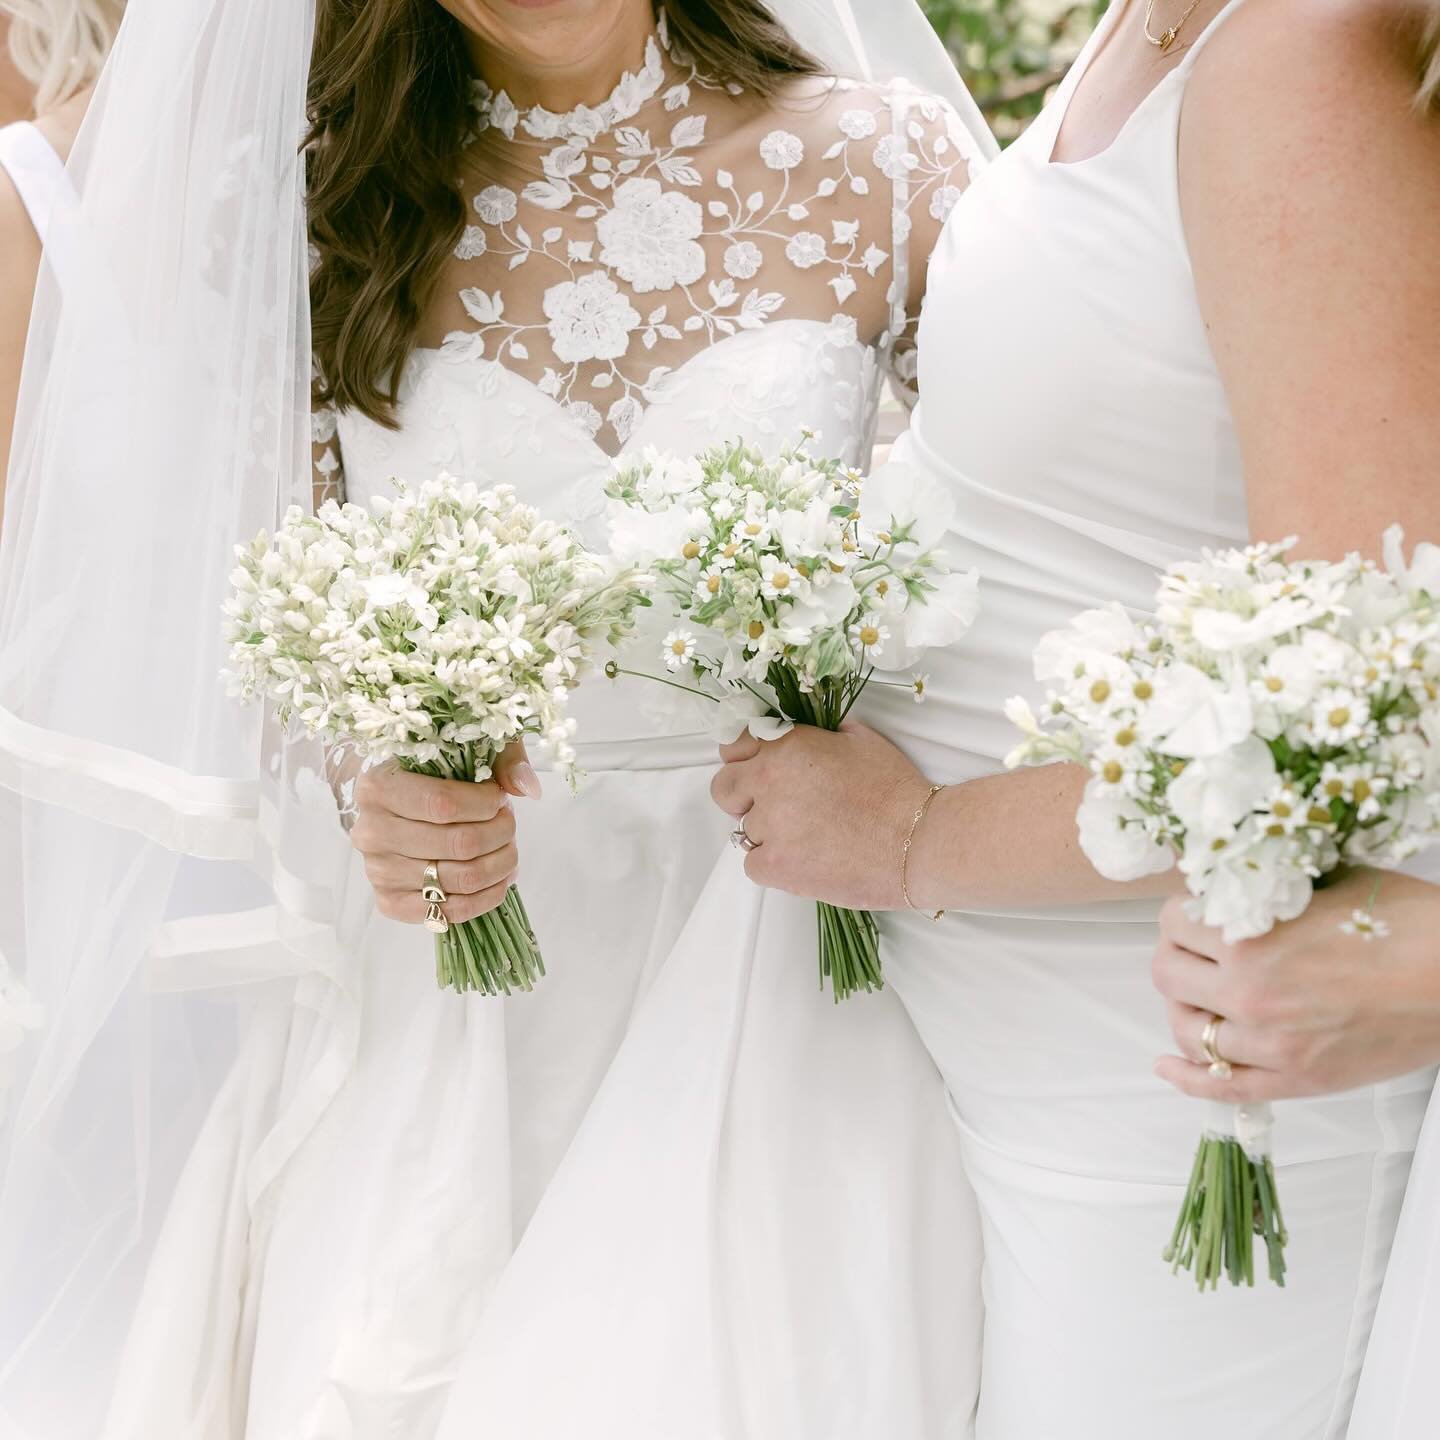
[0,1,993,1431]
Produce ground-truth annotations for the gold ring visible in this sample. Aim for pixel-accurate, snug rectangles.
[422,861,450,935]
[1201,1015,1232,1079]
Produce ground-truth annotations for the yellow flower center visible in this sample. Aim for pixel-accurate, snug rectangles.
[670,640,688,656]
[1325,779,1345,797]
[1267,823,1286,837]
[876,579,889,597]
[745,523,763,536]
[1090,680,1111,704]
[1102,760,1124,784]
[682,541,701,560]
[1308,806,1334,826]
[1265,676,1284,693]
[770,570,791,590]
[1353,779,1372,804]
[1114,727,1136,747]
[1273,801,1292,818]
[748,620,765,641]
[1328,707,1351,728]
[1133,681,1153,701]
[859,625,881,646]
[707,575,721,594]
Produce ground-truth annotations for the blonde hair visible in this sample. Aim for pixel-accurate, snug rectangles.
[1421,14,1440,110]
[3,0,123,113]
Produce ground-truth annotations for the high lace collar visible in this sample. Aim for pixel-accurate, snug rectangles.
[472,14,685,147]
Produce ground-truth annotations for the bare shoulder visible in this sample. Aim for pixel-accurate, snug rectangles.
[1187,0,1431,118]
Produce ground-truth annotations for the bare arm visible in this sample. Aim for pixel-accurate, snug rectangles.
[0,177,42,521]
[1184,0,1440,559]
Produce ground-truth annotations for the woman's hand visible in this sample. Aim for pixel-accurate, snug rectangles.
[1152,870,1440,1104]
[350,743,539,926]
[709,721,933,911]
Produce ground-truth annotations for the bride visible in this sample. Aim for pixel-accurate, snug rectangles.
[0,0,995,1434]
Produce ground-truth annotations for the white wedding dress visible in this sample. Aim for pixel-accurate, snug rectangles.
[64,27,994,1440]
[847,2,1434,1435]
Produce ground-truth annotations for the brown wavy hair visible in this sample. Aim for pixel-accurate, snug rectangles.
[307,2,822,427]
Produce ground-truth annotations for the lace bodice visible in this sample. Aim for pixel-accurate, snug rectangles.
[312,22,985,760]
[315,18,983,486]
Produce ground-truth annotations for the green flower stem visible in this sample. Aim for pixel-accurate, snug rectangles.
[1165,1133,1288,1291]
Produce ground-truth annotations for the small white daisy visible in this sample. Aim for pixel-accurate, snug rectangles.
[662,629,697,673]
[849,613,889,651]
[1340,910,1390,941]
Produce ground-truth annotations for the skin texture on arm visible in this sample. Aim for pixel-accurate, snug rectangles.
[712,0,1440,915]
[1182,0,1440,560]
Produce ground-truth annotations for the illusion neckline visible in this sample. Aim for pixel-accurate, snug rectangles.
[471,19,673,147]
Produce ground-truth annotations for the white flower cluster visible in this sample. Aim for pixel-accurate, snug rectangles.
[1008,531,1440,941]
[225,477,650,782]
[606,435,978,736]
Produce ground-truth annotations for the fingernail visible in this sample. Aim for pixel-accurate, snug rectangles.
[510,762,542,800]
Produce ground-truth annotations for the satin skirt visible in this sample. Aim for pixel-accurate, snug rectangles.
[884,904,1434,1440]
[431,851,982,1440]
[97,761,983,1439]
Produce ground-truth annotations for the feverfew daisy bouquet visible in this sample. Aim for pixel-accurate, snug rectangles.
[1007,530,1440,1290]
[606,434,979,1001]
[225,477,650,996]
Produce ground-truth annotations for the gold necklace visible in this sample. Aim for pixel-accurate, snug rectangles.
[1143,0,1203,53]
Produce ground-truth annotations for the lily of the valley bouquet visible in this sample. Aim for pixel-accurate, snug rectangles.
[606,434,979,1001]
[1007,530,1440,1290]
[225,477,650,996]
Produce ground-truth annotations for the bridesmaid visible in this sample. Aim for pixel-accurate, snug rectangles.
[0,0,123,498]
[713,0,1440,1435]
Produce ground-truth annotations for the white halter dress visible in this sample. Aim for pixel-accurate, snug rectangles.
[854,2,1435,1436]
[0,121,65,243]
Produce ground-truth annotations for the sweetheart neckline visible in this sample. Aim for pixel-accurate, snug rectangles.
[400,316,877,462]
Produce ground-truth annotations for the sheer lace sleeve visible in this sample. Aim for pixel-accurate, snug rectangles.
[876,90,986,409]
[312,393,345,509]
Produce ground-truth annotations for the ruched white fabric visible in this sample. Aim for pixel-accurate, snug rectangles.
[852,3,1436,1436]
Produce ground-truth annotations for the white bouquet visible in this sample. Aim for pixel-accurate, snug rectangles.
[606,433,979,1001]
[1007,531,1440,1289]
[225,477,651,996]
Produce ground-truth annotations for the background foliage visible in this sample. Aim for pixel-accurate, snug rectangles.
[921,0,1109,142]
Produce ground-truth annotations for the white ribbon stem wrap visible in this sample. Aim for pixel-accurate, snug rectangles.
[1203,1099,1276,1159]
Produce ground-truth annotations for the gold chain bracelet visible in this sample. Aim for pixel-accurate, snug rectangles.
[901,783,947,922]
